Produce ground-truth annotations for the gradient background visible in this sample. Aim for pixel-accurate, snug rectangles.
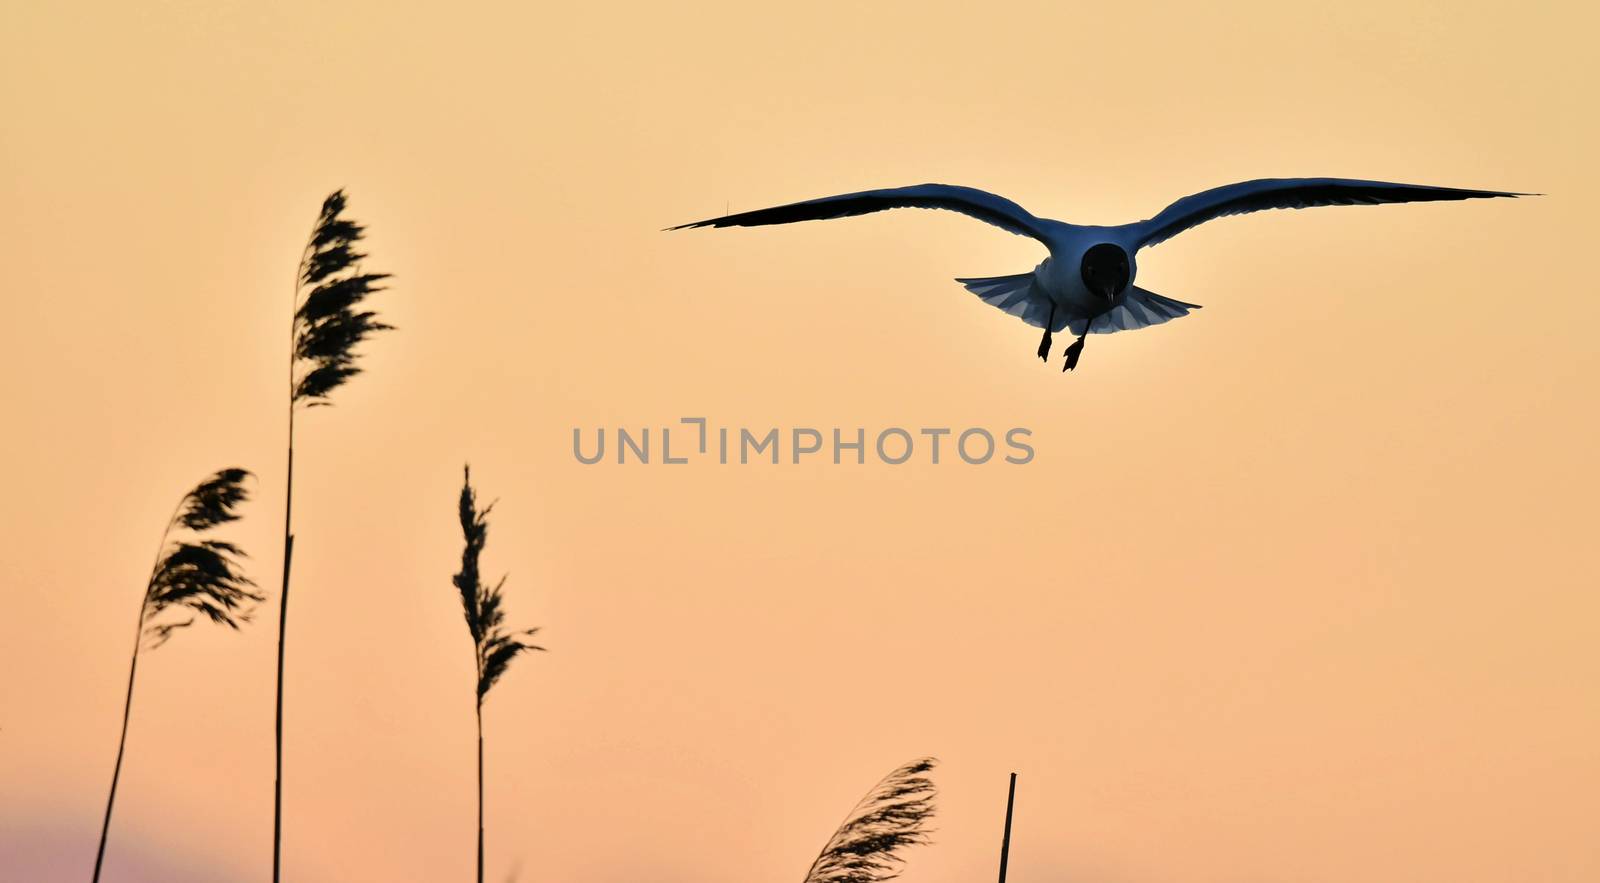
[2,1,1597,881]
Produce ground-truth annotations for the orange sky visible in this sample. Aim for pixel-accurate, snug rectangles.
[2,1,1597,881]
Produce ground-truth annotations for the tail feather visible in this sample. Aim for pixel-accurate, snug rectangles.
[956,273,1064,331]
[959,275,1201,337]
[1080,286,1201,335]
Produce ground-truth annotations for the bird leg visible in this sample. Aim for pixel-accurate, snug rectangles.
[1037,304,1056,361]
[1062,322,1088,372]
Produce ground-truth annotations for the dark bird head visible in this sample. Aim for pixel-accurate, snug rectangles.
[1080,243,1131,302]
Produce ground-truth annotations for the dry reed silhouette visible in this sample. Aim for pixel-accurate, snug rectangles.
[92,468,259,882]
[274,190,393,881]
[454,465,544,883]
[996,773,1017,883]
[802,757,939,883]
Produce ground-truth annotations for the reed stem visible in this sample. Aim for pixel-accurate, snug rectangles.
[90,607,145,883]
[997,772,1017,883]
[476,698,485,883]
[273,230,312,883]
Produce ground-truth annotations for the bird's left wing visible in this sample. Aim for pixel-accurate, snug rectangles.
[668,184,1052,242]
[1132,178,1529,249]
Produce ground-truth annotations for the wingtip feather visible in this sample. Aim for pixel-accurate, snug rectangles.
[664,219,717,232]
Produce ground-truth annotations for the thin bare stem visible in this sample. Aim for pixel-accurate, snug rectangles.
[271,415,292,883]
[92,493,184,882]
[997,773,1016,883]
[90,600,147,882]
[273,234,312,883]
[476,698,485,883]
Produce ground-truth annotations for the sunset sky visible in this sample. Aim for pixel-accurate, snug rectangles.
[2,1,1597,881]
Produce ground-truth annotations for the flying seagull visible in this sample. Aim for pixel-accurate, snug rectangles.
[670,179,1527,371]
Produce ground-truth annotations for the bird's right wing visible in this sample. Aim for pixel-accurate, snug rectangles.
[668,184,1053,242]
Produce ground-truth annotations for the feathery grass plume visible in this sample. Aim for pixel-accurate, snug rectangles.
[93,468,258,883]
[454,465,544,883]
[292,190,394,406]
[274,190,393,881]
[801,758,939,883]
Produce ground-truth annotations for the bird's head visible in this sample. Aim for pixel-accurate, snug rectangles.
[1080,243,1131,302]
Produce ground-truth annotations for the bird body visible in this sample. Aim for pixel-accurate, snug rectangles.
[671,178,1526,370]
[1035,226,1144,327]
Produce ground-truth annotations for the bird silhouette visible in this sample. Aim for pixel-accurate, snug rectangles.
[671,178,1528,371]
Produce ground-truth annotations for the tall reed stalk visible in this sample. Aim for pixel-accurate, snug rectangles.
[801,757,938,883]
[275,190,392,880]
[453,465,544,883]
[996,772,1017,883]
[92,468,259,882]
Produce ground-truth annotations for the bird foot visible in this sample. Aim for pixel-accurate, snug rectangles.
[1037,329,1053,361]
[1062,338,1085,372]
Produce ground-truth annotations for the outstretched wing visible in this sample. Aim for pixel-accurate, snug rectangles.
[1133,178,1529,249]
[669,184,1051,241]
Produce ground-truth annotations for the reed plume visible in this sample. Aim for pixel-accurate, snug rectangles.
[274,190,393,881]
[454,465,544,883]
[92,468,259,883]
[801,758,939,883]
